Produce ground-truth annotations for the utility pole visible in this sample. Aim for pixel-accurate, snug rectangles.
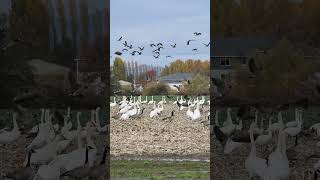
[74,58,80,83]
[74,58,87,83]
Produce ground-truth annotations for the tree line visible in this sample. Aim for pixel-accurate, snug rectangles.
[0,0,109,68]
[213,0,320,46]
[160,59,210,76]
[111,57,164,83]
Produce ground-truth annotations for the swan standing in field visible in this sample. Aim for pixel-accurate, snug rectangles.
[148,96,155,104]
[245,122,267,179]
[157,104,164,113]
[255,118,273,146]
[141,96,148,104]
[186,104,193,119]
[199,96,205,105]
[150,103,160,118]
[191,103,201,120]
[0,112,21,144]
[252,110,263,135]
[93,107,108,133]
[158,96,164,105]
[29,134,63,165]
[284,108,302,146]
[179,96,186,104]
[52,128,97,172]
[220,108,236,136]
[27,109,56,150]
[110,97,117,107]
[269,111,285,133]
[173,96,179,105]
[285,108,300,127]
[119,103,132,114]
[263,125,289,180]
[120,111,130,120]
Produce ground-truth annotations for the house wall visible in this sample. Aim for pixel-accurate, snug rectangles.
[211,56,248,79]
[167,82,182,91]
[211,69,235,79]
[33,73,69,89]
[211,56,247,70]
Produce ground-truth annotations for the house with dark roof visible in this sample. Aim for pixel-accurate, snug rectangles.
[211,36,320,79]
[157,73,193,91]
[211,37,278,79]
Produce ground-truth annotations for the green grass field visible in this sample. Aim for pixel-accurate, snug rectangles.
[110,160,210,180]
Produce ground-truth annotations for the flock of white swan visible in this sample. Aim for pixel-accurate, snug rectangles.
[110,95,210,121]
[0,107,108,180]
[213,107,320,179]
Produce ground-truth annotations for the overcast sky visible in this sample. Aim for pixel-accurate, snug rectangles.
[110,0,210,67]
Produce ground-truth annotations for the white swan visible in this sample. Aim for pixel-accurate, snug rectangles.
[173,96,178,105]
[255,118,272,146]
[52,130,97,172]
[191,103,201,120]
[263,126,290,180]
[94,107,107,133]
[268,111,285,132]
[0,112,21,144]
[285,108,299,127]
[186,104,194,119]
[150,103,160,118]
[110,97,117,107]
[220,108,236,136]
[29,134,63,165]
[284,109,302,146]
[245,122,267,178]
[148,96,154,104]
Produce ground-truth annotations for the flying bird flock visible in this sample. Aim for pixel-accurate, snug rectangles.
[113,32,210,60]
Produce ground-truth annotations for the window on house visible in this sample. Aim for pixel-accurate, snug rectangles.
[220,59,225,66]
[220,58,231,66]
[225,59,230,66]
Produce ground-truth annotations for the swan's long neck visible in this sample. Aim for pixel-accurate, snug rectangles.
[96,110,101,128]
[276,129,282,153]
[67,107,71,118]
[40,109,45,124]
[13,113,18,130]
[255,111,258,124]
[85,147,90,164]
[281,130,287,157]
[295,108,299,122]
[227,109,232,124]
[86,128,96,149]
[215,111,219,126]
[26,151,32,167]
[91,110,95,123]
[100,147,108,165]
[249,128,256,156]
